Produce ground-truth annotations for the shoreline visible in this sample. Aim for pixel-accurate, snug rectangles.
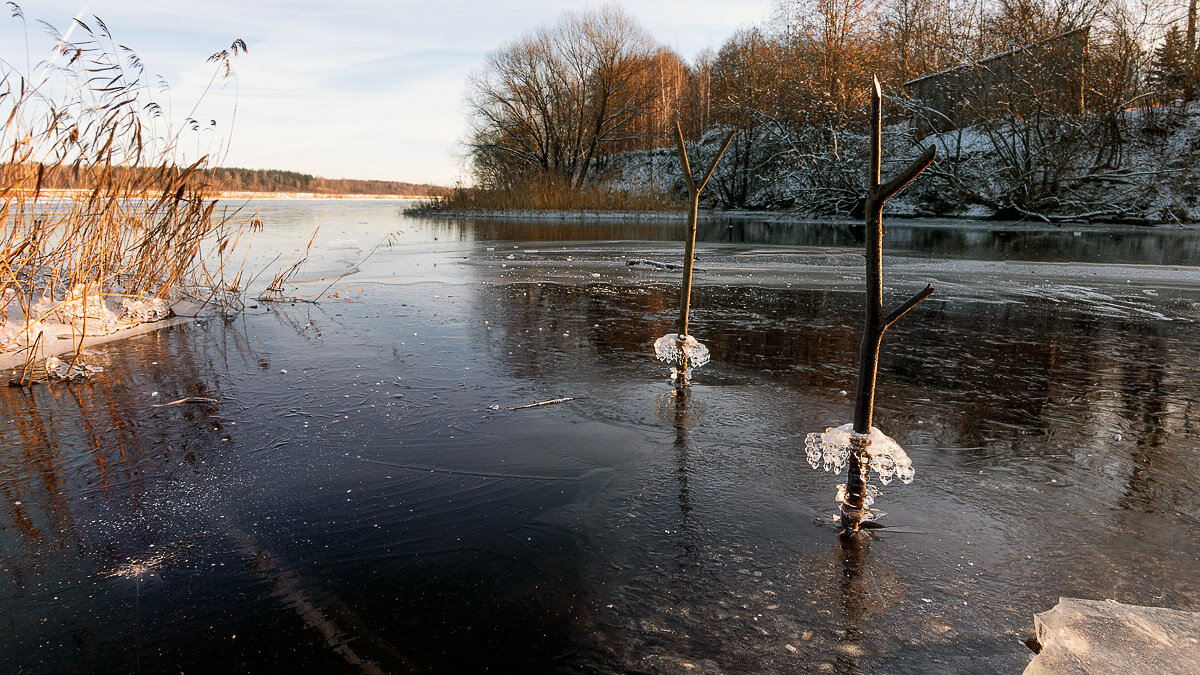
[218,191,427,200]
[407,207,1197,231]
[0,299,221,374]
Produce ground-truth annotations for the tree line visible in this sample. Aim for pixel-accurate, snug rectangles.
[465,0,1200,221]
[205,167,447,196]
[12,164,448,197]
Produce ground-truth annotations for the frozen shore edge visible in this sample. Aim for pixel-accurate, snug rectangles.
[0,316,192,374]
[407,207,1195,229]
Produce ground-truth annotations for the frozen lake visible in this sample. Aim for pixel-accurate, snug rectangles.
[3,199,1199,672]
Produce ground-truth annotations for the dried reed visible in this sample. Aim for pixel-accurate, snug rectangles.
[410,174,676,214]
[1,8,249,383]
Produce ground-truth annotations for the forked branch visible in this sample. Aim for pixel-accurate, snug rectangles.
[843,77,938,528]
[673,124,735,339]
[883,284,934,330]
[879,145,936,205]
[673,128,735,195]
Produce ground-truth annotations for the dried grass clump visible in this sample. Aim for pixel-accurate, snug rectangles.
[1,8,250,383]
[412,173,676,214]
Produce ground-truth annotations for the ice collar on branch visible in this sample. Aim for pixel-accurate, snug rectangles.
[654,333,711,380]
[805,423,915,485]
[654,333,710,368]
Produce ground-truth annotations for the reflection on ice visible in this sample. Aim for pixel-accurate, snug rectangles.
[805,423,915,486]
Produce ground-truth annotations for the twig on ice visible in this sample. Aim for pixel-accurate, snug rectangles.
[152,393,220,403]
[506,393,576,410]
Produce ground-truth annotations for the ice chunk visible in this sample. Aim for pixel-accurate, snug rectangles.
[654,333,711,369]
[120,296,171,322]
[44,355,103,380]
[803,423,915,486]
[0,319,45,350]
[33,285,119,332]
[1027,598,1200,675]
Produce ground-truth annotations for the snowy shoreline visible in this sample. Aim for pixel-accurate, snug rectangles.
[0,297,218,376]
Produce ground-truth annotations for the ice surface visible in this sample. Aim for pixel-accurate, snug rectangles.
[804,423,914,485]
[654,333,711,370]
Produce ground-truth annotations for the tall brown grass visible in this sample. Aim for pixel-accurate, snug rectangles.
[410,174,676,213]
[1,9,250,381]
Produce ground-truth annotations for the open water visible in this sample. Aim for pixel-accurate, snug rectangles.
[2,200,1199,672]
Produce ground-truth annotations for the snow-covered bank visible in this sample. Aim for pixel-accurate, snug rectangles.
[0,317,191,374]
[585,104,1200,224]
[410,204,1196,230]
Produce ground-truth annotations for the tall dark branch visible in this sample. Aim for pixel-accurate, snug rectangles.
[842,76,936,530]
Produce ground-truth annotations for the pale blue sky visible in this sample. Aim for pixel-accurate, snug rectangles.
[1,1,773,185]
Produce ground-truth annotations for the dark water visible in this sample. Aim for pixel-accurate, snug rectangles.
[429,214,1200,265]
[3,201,1200,672]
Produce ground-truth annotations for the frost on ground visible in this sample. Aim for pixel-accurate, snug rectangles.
[805,423,915,486]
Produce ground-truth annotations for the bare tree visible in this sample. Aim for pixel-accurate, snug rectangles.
[465,5,661,189]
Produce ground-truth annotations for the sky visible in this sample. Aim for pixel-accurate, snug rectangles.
[0,1,774,185]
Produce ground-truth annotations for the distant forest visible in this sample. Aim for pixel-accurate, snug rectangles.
[17,164,447,197]
[207,167,448,197]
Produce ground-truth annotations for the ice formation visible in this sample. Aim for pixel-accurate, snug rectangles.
[33,285,119,331]
[44,355,103,380]
[804,423,915,485]
[654,333,711,370]
[121,297,171,322]
[0,321,43,351]
[836,483,882,508]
